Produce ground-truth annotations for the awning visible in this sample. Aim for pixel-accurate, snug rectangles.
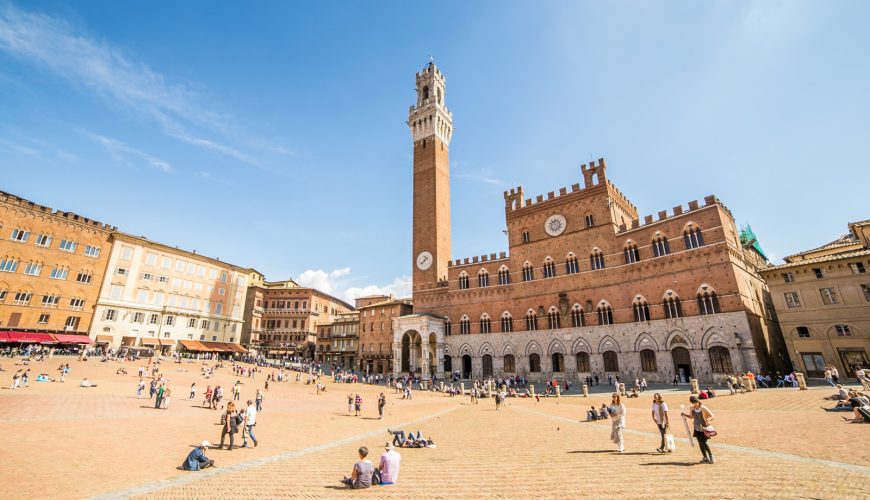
[51,334,92,344]
[227,343,248,353]
[158,339,176,347]
[140,337,159,346]
[179,340,209,351]
[200,341,231,352]
[95,335,114,344]
[3,332,56,343]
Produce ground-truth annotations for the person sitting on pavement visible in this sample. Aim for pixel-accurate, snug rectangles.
[340,446,374,489]
[181,441,215,471]
[379,443,401,485]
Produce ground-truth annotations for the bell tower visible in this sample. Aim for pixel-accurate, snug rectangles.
[409,61,452,290]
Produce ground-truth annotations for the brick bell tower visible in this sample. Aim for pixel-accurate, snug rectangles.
[409,61,452,290]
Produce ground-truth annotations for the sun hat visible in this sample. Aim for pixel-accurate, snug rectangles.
[385,442,394,450]
[201,440,212,448]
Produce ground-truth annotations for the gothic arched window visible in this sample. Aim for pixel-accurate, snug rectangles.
[478,269,489,288]
[597,302,613,326]
[565,253,579,274]
[480,314,491,334]
[684,223,705,250]
[522,262,534,281]
[458,272,469,290]
[624,241,640,264]
[500,312,513,333]
[663,292,682,319]
[570,305,585,327]
[547,307,561,329]
[459,315,471,335]
[543,258,556,278]
[525,310,538,331]
[652,233,671,257]
[632,296,651,322]
[590,249,605,270]
[498,266,511,285]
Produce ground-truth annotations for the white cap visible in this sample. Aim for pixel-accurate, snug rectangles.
[201,440,211,448]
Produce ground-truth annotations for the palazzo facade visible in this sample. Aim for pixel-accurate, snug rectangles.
[393,62,787,383]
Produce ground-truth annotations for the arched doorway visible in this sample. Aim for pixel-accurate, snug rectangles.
[443,355,452,373]
[503,354,516,373]
[672,346,693,382]
[462,354,472,379]
[401,330,423,375]
[708,346,733,374]
[603,350,619,372]
[575,352,590,372]
[529,353,541,372]
[551,353,564,372]
[482,354,493,378]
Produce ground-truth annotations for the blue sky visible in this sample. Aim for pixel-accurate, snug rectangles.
[1,1,868,301]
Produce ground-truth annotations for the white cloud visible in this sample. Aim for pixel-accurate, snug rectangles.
[296,268,352,295]
[341,276,412,303]
[0,2,291,167]
[295,267,411,304]
[80,129,172,173]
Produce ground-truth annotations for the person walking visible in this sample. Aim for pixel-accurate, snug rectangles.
[155,383,165,409]
[651,393,670,453]
[219,401,239,450]
[162,387,172,409]
[354,394,362,417]
[242,399,258,448]
[137,379,145,398]
[256,389,264,412]
[10,369,21,390]
[347,394,354,414]
[377,393,386,420]
[609,393,626,452]
[189,383,197,400]
[681,396,716,463]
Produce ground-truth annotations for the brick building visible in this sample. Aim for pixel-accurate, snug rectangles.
[355,295,412,375]
[760,220,870,378]
[0,191,114,341]
[393,62,787,383]
[245,279,352,359]
[315,310,360,368]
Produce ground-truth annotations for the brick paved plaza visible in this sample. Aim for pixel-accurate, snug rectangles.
[1,357,868,499]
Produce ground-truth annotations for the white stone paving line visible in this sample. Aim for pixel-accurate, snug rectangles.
[510,404,870,475]
[90,404,461,500]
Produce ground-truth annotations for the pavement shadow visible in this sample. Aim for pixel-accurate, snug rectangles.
[569,450,611,454]
[639,461,697,467]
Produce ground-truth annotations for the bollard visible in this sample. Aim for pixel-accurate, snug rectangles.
[555,385,561,398]
[530,384,535,397]
[690,378,699,395]
[460,382,465,395]
[439,382,444,392]
[582,384,589,397]
[796,372,807,390]
[618,383,626,396]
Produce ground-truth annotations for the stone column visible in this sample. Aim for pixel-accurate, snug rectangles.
[392,342,401,377]
[795,372,807,390]
[690,378,699,394]
[582,384,589,397]
[421,347,430,381]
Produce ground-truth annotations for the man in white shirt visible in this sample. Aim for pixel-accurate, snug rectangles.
[379,442,401,485]
[243,399,258,448]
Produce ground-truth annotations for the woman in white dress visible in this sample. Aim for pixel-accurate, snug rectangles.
[609,393,626,452]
